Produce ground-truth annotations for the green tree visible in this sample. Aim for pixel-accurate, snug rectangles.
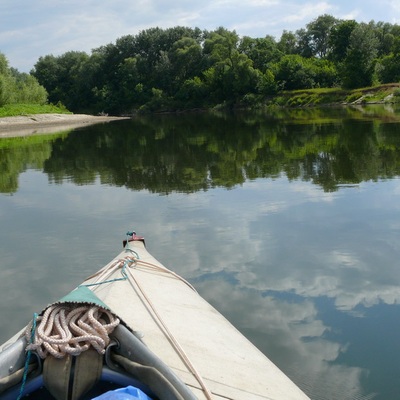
[176,76,208,107]
[277,30,298,54]
[374,21,397,56]
[0,54,16,105]
[329,20,358,62]
[74,52,106,113]
[57,51,90,110]
[295,28,313,58]
[13,73,47,104]
[313,58,338,87]
[0,53,9,75]
[169,37,203,84]
[238,36,282,71]
[376,53,400,83]
[306,14,338,58]
[90,43,126,113]
[257,69,278,95]
[0,53,47,106]
[32,51,88,110]
[203,28,262,104]
[0,75,14,106]
[341,23,379,88]
[271,55,316,90]
[203,27,239,65]
[31,55,61,103]
[130,27,203,89]
[271,54,337,90]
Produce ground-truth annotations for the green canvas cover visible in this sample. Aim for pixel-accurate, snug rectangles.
[53,285,109,310]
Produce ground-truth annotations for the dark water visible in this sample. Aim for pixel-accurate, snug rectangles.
[1,106,400,399]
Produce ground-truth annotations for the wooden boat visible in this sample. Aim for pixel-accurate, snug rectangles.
[0,232,310,400]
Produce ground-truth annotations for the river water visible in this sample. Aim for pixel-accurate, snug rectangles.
[1,106,400,399]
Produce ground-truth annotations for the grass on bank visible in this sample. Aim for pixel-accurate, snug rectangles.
[0,103,71,117]
[269,83,400,107]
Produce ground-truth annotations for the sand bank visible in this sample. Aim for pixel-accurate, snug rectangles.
[0,113,130,138]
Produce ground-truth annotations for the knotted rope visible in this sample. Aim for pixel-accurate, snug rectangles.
[25,304,120,359]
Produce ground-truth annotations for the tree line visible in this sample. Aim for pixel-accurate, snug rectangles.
[5,14,400,115]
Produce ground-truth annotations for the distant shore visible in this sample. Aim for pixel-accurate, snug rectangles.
[0,114,130,138]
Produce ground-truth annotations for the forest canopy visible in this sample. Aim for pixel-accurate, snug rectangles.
[6,14,400,114]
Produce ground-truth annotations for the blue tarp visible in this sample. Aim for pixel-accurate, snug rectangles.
[92,385,153,400]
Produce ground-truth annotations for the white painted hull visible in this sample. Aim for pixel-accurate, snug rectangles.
[83,239,309,400]
[0,236,310,400]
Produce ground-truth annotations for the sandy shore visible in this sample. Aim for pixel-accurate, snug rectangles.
[0,113,130,138]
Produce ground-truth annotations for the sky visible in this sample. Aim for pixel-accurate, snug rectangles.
[1,0,400,72]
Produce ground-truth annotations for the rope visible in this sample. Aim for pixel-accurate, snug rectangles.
[21,237,211,398]
[107,249,212,400]
[81,257,132,288]
[25,305,119,359]
[17,312,38,400]
[87,245,211,398]
[82,255,137,285]
[134,258,197,293]
[82,246,195,293]
[124,242,197,293]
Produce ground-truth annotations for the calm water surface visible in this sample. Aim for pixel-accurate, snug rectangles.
[1,106,400,400]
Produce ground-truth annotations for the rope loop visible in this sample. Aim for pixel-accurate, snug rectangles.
[25,304,119,359]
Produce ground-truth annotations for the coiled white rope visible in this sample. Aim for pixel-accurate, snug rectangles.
[25,304,120,359]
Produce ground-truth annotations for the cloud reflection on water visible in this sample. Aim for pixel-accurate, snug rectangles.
[1,169,399,399]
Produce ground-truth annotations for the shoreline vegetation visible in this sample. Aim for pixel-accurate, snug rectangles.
[0,82,400,138]
[269,83,400,108]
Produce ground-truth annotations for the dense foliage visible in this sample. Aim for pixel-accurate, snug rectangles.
[24,15,400,114]
[0,54,47,107]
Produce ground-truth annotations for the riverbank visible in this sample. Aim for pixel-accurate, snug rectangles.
[268,83,400,108]
[0,113,130,138]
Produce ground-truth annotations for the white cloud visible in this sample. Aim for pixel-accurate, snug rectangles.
[196,279,370,400]
[282,1,334,24]
[389,0,400,13]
